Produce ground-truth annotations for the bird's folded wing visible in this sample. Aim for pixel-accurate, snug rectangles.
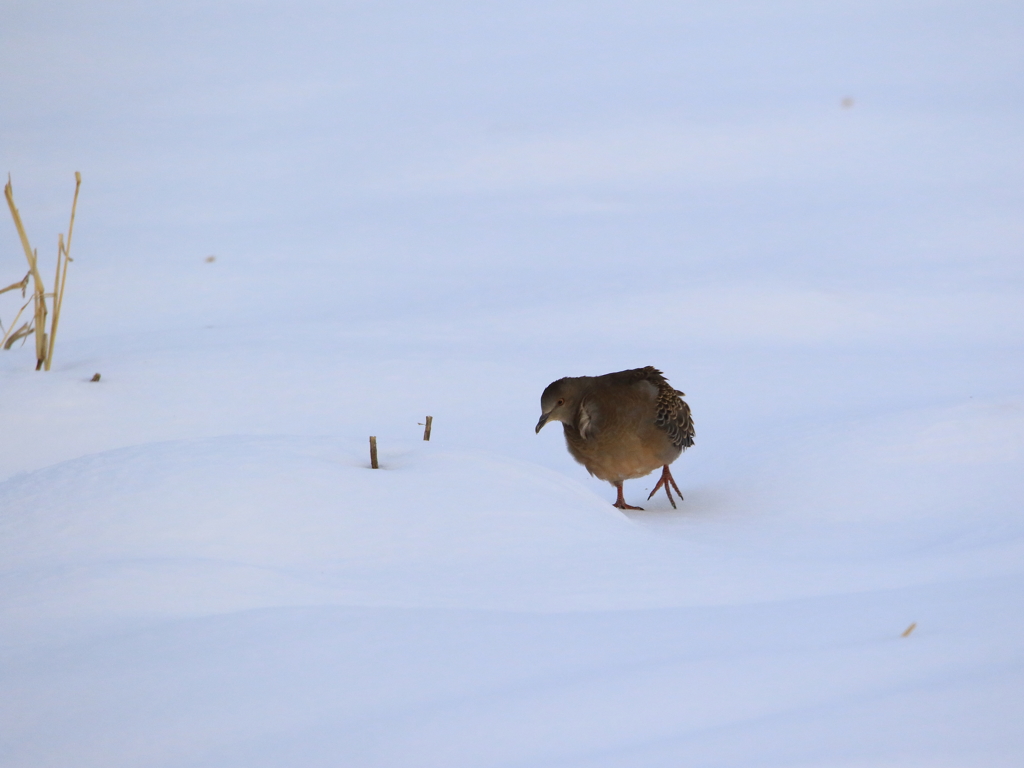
[655,392,695,449]
[577,397,599,439]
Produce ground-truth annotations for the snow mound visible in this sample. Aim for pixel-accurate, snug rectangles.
[1,436,732,636]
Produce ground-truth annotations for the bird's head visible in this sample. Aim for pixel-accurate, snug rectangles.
[535,377,583,433]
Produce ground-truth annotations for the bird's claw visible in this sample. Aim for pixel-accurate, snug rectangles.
[613,500,644,510]
[614,485,643,511]
[647,465,683,509]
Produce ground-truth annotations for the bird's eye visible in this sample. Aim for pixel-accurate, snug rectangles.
[556,399,564,406]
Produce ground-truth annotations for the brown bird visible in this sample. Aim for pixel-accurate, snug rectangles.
[535,366,694,510]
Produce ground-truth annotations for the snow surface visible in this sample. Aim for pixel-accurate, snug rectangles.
[2,1,1023,766]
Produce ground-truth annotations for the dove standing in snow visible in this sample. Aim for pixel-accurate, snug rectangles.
[535,366,694,510]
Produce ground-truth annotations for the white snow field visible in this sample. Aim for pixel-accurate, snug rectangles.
[2,1,1023,766]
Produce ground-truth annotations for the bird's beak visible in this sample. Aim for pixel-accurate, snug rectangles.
[535,413,550,433]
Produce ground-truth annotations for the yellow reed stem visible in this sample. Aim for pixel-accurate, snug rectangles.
[45,172,81,370]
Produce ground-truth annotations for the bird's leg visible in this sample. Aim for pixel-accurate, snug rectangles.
[647,464,683,509]
[665,465,683,499]
[613,484,644,511]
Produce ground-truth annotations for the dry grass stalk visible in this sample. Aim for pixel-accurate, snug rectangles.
[0,273,29,296]
[2,173,81,370]
[369,436,379,469]
[0,275,32,348]
[45,172,81,370]
[423,415,433,441]
[1,296,33,349]
[901,622,917,638]
[3,320,33,349]
[4,176,48,368]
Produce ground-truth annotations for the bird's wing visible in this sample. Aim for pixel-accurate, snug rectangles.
[656,389,694,450]
[577,396,599,440]
[638,367,695,450]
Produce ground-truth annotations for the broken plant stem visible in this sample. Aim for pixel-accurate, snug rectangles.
[0,273,29,296]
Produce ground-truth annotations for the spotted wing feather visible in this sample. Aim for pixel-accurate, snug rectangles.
[634,366,695,450]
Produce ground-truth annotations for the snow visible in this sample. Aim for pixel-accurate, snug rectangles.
[2,1,1023,765]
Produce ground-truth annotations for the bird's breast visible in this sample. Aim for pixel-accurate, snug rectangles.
[562,419,678,484]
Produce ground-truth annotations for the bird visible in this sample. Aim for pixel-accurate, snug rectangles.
[535,366,694,510]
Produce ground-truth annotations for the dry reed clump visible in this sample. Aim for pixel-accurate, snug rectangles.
[1,173,81,370]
